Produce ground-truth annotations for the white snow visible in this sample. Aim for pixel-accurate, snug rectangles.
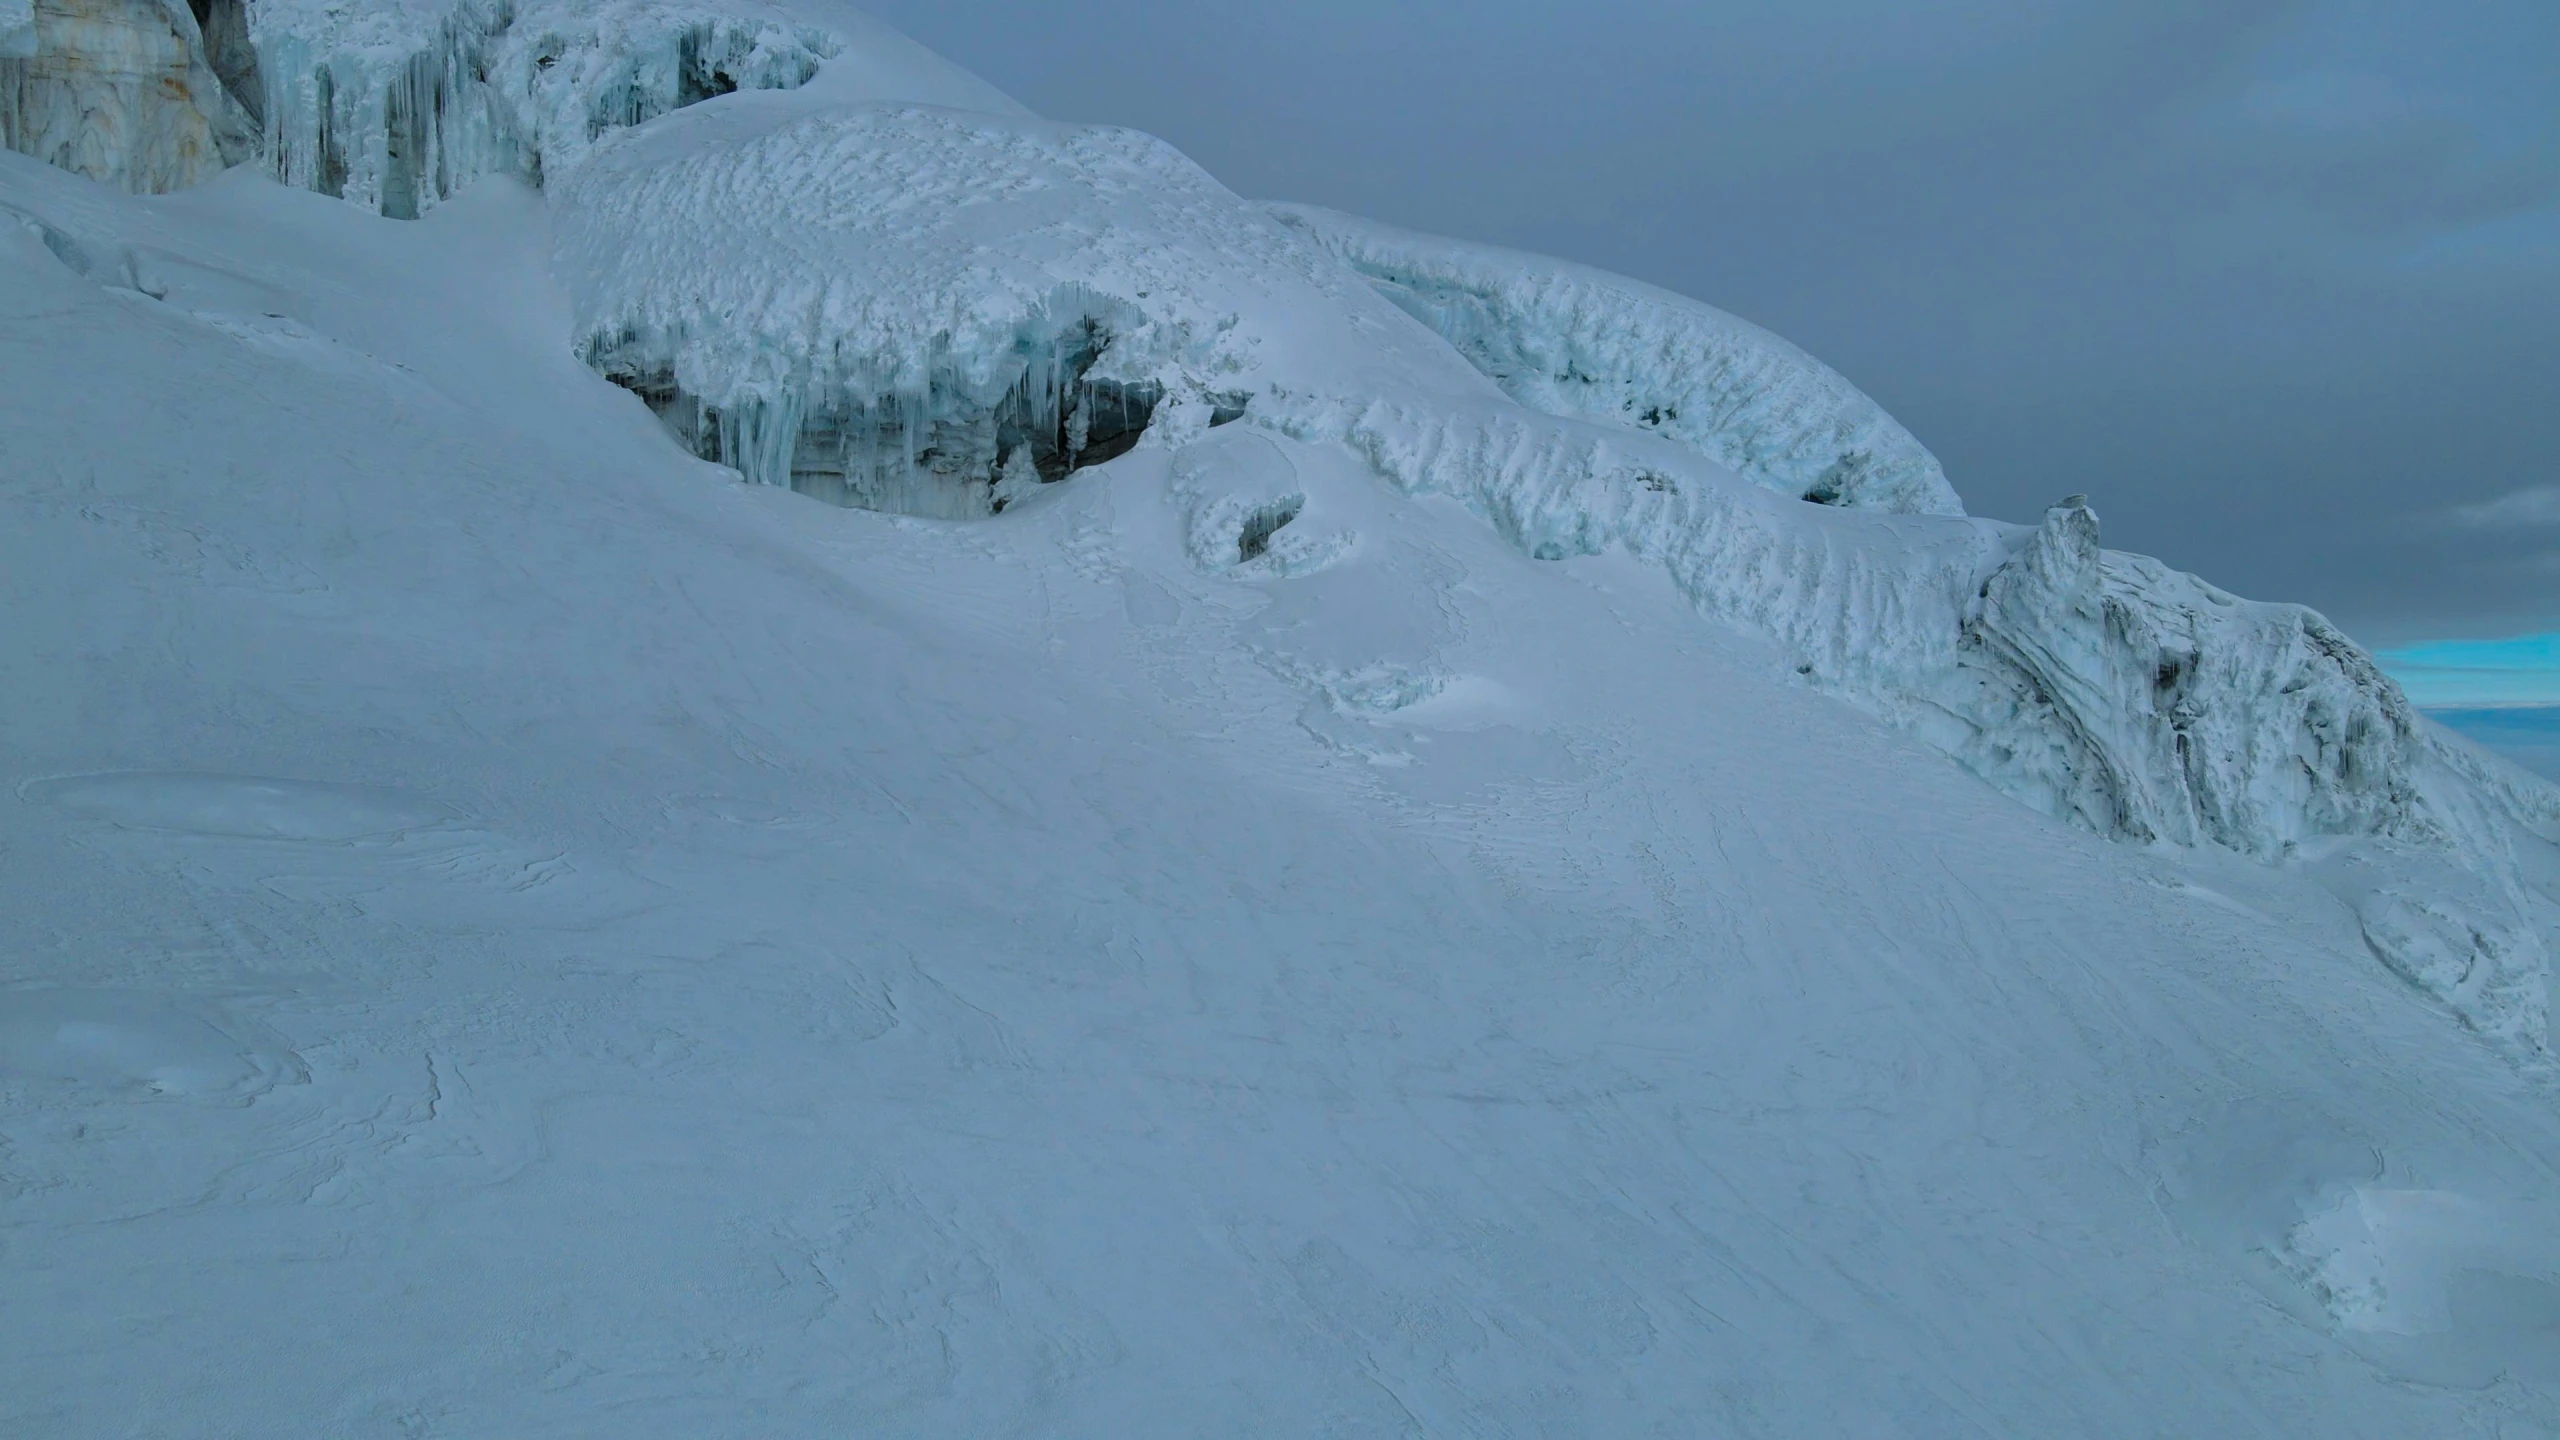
[3,4,2560,1433]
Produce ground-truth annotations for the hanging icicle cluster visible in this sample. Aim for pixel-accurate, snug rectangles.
[587,294,1164,520]
[253,0,836,217]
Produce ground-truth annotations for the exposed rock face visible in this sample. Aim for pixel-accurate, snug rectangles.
[0,0,248,193]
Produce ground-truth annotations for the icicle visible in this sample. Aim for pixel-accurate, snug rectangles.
[249,2,836,217]
[591,292,1164,522]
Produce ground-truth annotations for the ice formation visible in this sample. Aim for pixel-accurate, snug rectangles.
[1268,379,2556,1056]
[1269,203,1964,518]
[1262,396,2428,851]
[524,8,2556,1059]
[0,0,252,192]
[244,0,1012,217]
[549,101,1495,518]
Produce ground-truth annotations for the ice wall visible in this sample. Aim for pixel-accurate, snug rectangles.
[247,0,851,216]
[1269,204,1964,518]
[0,0,252,193]
[1958,497,2423,851]
[589,297,1165,518]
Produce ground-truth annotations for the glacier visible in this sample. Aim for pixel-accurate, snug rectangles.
[4,2,2560,1433]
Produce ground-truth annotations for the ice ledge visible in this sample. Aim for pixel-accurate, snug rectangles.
[1268,202,1966,519]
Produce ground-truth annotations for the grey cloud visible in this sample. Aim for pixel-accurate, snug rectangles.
[2169,71,2560,234]
[2449,485,2560,529]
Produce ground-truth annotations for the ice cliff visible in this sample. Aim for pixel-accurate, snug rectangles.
[244,0,1013,217]
[0,0,253,192]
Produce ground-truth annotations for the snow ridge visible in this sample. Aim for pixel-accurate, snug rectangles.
[1266,381,2554,1060]
[1269,203,1964,518]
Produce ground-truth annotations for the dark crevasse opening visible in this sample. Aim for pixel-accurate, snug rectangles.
[188,0,263,124]
[1236,496,1302,562]
[591,307,1164,521]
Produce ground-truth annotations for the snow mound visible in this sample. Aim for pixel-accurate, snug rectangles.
[245,0,1015,217]
[1269,203,1963,518]
[551,101,1494,517]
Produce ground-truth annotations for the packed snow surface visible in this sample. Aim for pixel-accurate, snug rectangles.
[4,4,2560,1434]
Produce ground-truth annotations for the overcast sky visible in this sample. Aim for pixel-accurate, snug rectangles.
[860,0,2558,648]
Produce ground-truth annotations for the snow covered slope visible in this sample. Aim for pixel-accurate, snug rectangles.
[528,43,2553,1038]
[5,4,2560,1433]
